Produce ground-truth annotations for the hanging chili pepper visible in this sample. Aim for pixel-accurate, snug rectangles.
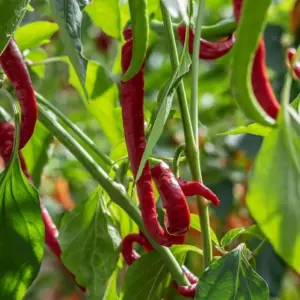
[0,39,38,149]
[121,28,185,246]
[121,233,153,265]
[233,0,280,119]
[151,162,191,236]
[121,233,199,298]
[0,121,85,292]
[286,48,300,80]
[177,24,235,60]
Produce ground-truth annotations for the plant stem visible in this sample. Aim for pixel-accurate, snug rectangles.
[160,0,213,269]
[191,0,205,146]
[251,239,267,258]
[149,18,236,39]
[34,91,117,170]
[38,103,190,286]
[26,56,65,66]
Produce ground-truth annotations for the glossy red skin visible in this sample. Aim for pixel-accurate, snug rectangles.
[285,48,300,80]
[294,62,300,79]
[177,25,235,60]
[0,121,85,292]
[233,0,280,119]
[173,265,198,297]
[251,39,279,119]
[121,233,153,265]
[151,162,190,236]
[0,39,37,149]
[177,178,220,206]
[121,29,184,246]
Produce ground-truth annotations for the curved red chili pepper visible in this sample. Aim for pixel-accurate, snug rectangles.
[251,39,280,119]
[233,0,280,119]
[151,162,190,236]
[121,233,199,298]
[177,24,235,60]
[121,28,185,246]
[177,178,220,206]
[0,121,85,293]
[121,233,153,265]
[0,39,38,149]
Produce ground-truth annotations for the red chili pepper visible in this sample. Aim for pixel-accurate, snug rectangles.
[177,24,235,60]
[95,31,113,54]
[121,233,199,298]
[286,48,300,80]
[177,178,220,206]
[0,121,85,293]
[121,28,185,246]
[233,0,280,119]
[121,233,153,265]
[0,39,38,149]
[151,162,190,236]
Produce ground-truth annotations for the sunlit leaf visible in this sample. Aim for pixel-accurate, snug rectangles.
[14,21,58,51]
[49,0,89,97]
[59,187,121,299]
[247,109,300,272]
[0,0,30,53]
[195,244,269,299]
[85,0,121,39]
[0,159,44,300]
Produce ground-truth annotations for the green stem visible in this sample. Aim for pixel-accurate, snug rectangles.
[150,18,236,40]
[251,239,267,258]
[26,56,65,66]
[34,91,116,170]
[173,144,185,177]
[37,103,189,286]
[160,1,213,269]
[191,0,205,146]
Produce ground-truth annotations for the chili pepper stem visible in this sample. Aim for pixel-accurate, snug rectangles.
[191,0,205,143]
[37,102,190,286]
[160,0,213,269]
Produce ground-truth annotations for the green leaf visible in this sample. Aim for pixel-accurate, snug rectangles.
[291,93,300,114]
[110,202,138,238]
[0,0,30,54]
[122,0,149,81]
[26,4,34,12]
[68,59,123,146]
[24,48,48,78]
[218,123,272,137]
[136,39,191,180]
[59,187,121,299]
[220,228,246,248]
[85,0,121,39]
[171,244,203,257]
[22,121,54,188]
[231,0,274,126]
[122,250,185,300]
[220,225,265,249]
[103,268,120,300]
[190,214,219,246]
[14,21,59,51]
[247,110,300,272]
[195,244,269,299]
[0,159,44,300]
[49,0,89,97]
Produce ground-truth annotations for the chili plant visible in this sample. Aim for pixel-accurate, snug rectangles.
[0,0,299,299]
